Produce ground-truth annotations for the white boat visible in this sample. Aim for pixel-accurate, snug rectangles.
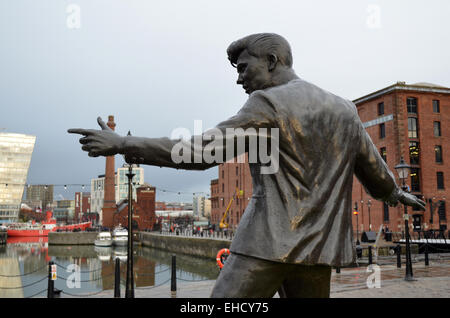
[112,225,128,246]
[94,231,113,247]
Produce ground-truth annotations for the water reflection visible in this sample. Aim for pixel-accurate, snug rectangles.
[0,238,219,298]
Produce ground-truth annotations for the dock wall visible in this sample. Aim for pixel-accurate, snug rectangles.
[139,232,230,260]
[48,232,98,245]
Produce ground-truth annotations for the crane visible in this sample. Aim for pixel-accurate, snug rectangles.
[219,187,242,229]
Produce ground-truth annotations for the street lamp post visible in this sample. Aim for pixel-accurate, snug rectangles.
[125,162,135,297]
[367,199,372,231]
[123,131,135,298]
[394,157,414,281]
[354,202,360,245]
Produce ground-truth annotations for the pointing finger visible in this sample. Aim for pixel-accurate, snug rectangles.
[68,128,93,136]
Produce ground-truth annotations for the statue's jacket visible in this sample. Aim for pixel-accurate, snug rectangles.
[125,78,400,266]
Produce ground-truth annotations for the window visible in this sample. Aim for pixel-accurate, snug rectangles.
[378,102,384,116]
[408,118,418,138]
[407,97,418,113]
[380,147,387,162]
[222,169,224,179]
[438,201,446,221]
[437,172,445,190]
[435,145,443,163]
[383,203,389,222]
[236,166,239,176]
[235,179,239,187]
[409,142,420,165]
[433,100,440,113]
[410,168,420,192]
[379,123,385,139]
[434,121,441,137]
[222,183,224,192]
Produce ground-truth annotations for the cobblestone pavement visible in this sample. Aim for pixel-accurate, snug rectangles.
[60,258,450,298]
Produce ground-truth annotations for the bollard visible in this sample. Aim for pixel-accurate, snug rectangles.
[368,246,373,265]
[47,261,54,298]
[396,244,401,268]
[171,255,177,298]
[336,267,340,274]
[114,258,121,298]
[424,243,429,266]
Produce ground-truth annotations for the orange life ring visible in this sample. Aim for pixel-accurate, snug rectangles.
[216,248,230,269]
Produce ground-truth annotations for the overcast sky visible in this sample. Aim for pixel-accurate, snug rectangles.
[1,0,449,202]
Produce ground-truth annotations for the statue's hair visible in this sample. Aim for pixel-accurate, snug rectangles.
[227,33,293,68]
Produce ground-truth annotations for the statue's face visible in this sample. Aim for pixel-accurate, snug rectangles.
[236,50,271,95]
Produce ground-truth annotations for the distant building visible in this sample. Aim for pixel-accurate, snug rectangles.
[91,175,105,220]
[352,81,450,234]
[53,199,75,222]
[114,184,157,230]
[193,195,211,218]
[0,132,36,224]
[74,192,91,222]
[165,202,193,211]
[116,164,144,202]
[204,198,211,218]
[155,201,167,210]
[25,184,54,211]
[91,164,144,226]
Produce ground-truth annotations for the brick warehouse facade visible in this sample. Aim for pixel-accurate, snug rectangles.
[352,82,450,236]
[210,82,450,237]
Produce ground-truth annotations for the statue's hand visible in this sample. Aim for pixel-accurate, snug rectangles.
[398,191,426,211]
[68,117,124,157]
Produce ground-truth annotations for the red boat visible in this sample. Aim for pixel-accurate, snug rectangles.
[7,211,92,237]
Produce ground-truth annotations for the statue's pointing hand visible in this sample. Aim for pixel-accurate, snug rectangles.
[68,117,124,157]
[398,191,426,211]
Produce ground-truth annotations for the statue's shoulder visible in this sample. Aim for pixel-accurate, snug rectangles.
[262,79,347,105]
[262,79,358,117]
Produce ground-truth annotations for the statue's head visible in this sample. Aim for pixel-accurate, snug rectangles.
[227,33,294,94]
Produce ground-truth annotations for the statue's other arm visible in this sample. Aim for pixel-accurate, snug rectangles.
[354,119,425,210]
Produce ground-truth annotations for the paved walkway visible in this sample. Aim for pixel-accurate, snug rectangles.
[61,258,450,298]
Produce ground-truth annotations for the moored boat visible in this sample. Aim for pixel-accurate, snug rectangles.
[7,210,91,237]
[112,225,128,246]
[94,232,113,247]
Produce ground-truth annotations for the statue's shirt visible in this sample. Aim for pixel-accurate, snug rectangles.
[216,79,397,266]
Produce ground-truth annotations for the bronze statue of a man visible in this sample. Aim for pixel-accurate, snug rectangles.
[69,33,425,298]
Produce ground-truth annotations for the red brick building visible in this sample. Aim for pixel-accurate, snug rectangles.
[210,154,253,229]
[74,192,91,222]
[155,201,167,210]
[352,82,450,236]
[114,184,157,230]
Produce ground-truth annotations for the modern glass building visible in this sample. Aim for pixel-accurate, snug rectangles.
[0,133,36,224]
